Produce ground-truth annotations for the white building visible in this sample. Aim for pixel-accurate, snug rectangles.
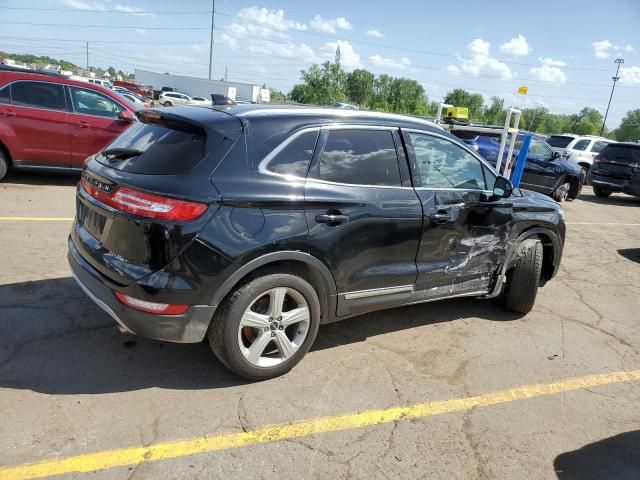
[134,69,270,103]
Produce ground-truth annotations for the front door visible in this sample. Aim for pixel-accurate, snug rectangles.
[403,130,512,299]
[520,137,558,193]
[67,86,132,168]
[304,127,423,316]
[0,80,71,168]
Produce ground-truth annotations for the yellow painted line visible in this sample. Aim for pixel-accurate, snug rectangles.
[0,217,73,222]
[567,222,640,226]
[2,370,640,480]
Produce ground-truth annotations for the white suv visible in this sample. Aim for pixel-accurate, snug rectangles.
[159,91,191,107]
[547,134,612,172]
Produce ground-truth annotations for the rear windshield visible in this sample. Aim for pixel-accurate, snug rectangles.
[599,144,640,164]
[96,121,222,175]
[547,136,574,148]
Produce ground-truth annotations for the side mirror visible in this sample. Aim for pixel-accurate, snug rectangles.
[551,151,560,160]
[119,109,135,122]
[492,176,513,199]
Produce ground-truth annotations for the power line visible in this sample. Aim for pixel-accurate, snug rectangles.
[214,9,611,73]
[0,35,203,45]
[0,6,212,14]
[0,21,210,30]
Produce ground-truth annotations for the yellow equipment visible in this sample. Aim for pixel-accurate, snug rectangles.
[443,106,469,121]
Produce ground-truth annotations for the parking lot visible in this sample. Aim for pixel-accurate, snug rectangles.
[0,171,639,479]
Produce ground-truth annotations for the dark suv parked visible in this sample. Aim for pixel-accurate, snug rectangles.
[68,105,566,379]
[588,143,640,198]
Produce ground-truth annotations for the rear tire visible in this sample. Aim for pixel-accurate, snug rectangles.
[593,186,612,198]
[0,149,8,181]
[208,273,321,380]
[163,101,172,107]
[502,240,543,314]
[553,182,570,202]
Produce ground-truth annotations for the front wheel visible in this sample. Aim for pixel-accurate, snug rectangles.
[208,273,321,380]
[0,149,8,181]
[553,182,570,202]
[502,240,543,314]
[163,101,172,107]
[593,186,612,198]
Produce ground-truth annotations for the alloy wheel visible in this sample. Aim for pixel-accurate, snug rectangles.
[237,287,310,368]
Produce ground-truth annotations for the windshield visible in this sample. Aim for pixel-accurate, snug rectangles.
[599,144,640,164]
[547,136,575,148]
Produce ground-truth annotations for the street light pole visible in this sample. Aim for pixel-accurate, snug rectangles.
[208,0,215,80]
[600,57,624,136]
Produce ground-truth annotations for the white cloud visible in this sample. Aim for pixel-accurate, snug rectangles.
[224,7,307,41]
[134,28,146,35]
[500,34,531,57]
[159,53,197,65]
[115,4,155,17]
[529,57,567,83]
[624,44,635,53]
[620,66,640,84]
[366,28,384,38]
[190,43,207,52]
[447,39,512,79]
[593,40,613,59]
[468,38,490,56]
[60,0,105,11]
[368,54,411,69]
[321,40,361,69]
[310,15,352,34]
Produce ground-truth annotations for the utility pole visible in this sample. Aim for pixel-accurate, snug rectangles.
[86,41,89,71]
[601,57,624,135]
[224,65,227,82]
[208,0,215,79]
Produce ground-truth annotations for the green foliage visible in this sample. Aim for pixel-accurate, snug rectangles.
[0,51,78,70]
[615,109,640,141]
[269,89,287,103]
[444,88,484,120]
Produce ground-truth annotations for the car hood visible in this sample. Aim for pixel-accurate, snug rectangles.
[514,187,560,207]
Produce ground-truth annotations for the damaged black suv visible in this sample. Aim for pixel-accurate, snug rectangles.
[68,105,565,380]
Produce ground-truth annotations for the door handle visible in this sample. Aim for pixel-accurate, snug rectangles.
[430,210,452,224]
[3,110,16,118]
[315,213,350,225]
[78,121,90,128]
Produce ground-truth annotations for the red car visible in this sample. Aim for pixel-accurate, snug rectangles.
[113,80,153,99]
[0,66,138,181]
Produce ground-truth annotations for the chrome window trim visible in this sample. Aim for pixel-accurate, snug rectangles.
[0,79,68,112]
[258,126,321,180]
[402,128,499,190]
[343,285,413,300]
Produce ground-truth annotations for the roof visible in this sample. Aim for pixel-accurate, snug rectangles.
[215,103,445,132]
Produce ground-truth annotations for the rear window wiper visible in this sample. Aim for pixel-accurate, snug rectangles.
[101,148,143,160]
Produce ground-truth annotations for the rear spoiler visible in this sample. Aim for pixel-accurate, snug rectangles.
[136,108,242,141]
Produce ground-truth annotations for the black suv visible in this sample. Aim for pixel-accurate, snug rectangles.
[68,105,565,380]
[589,142,640,198]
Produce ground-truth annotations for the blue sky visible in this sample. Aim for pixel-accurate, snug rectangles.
[1,0,639,127]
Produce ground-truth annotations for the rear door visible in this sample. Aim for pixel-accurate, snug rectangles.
[68,86,133,168]
[304,127,423,316]
[0,80,71,168]
[403,130,512,298]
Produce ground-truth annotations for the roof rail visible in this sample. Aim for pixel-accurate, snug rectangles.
[0,64,68,78]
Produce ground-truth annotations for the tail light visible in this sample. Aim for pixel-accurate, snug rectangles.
[80,178,207,221]
[115,291,189,315]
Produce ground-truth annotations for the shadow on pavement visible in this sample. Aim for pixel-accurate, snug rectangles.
[618,248,640,265]
[3,170,80,187]
[0,276,520,395]
[554,431,640,480]
[578,191,640,207]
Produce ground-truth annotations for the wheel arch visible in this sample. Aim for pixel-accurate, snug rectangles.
[0,138,14,166]
[210,251,338,324]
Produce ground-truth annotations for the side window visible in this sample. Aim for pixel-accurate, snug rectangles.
[408,133,487,190]
[10,81,65,110]
[316,129,401,187]
[69,87,121,119]
[572,139,590,151]
[266,130,318,177]
[529,138,554,158]
[591,141,609,153]
[0,84,9,104]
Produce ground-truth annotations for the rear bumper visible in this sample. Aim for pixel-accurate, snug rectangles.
[590,174,640,196]
[68,237,215,343]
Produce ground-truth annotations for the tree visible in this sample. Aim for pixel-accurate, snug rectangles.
[388,78,426,114]
[443,88,484,120]
[483,97,506,126]
[346,69,375,107]
[269,89,287,103]
[568,107,604,135]
[615,109,640,141]
[293,61,346,105]
[106,66,117,77]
